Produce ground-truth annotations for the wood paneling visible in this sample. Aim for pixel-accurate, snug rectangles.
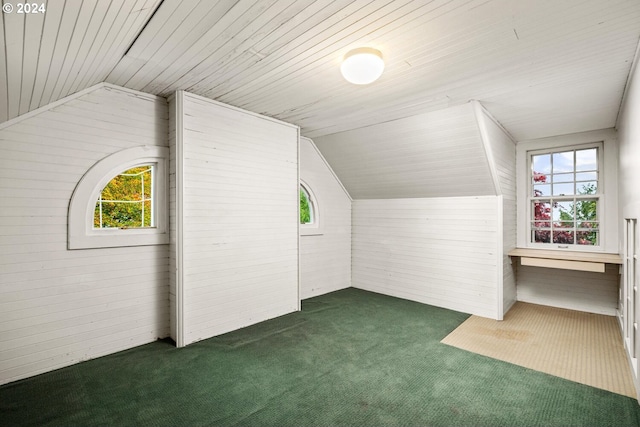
[475,102,517,315]
[0,85,169,386]
[616,40,640,396]
[0,0,162,122]
[2,0,640,143]
[313,103,494,199]
[299,137,351,299]
[352,196,499,319]
[175,92,299,345]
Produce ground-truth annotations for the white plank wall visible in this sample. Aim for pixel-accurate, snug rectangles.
[352,197,499,319]
[0,85,169,385]
[177,92,299,345]
[516,262,619,315]
[313,103,495,199]
[299,137,351,299]
[168,95,177,342]
[616,43,640,399]
[475,104,517,315]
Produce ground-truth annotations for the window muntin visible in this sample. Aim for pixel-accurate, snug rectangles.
[529,145,600,247]
[95,165,155,229]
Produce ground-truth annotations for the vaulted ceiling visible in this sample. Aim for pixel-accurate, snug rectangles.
[1,0,639,141]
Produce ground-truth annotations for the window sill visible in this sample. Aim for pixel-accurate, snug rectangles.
[300,226,323,237]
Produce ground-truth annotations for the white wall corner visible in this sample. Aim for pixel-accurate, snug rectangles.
[472,100,501,196]
[300,136,353,201]
[496,194,504,320]
[174,90,185,348]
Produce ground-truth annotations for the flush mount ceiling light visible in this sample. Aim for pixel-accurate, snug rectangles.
[340,47,384,85]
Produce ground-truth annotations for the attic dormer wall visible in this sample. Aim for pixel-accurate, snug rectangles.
[473,102,518,316]
[314,102,514,320]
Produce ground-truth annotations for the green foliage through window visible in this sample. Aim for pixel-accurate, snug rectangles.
[300,187,311,224]
[94,166,153,228]
[531,145,600,246]
[557,183,598,245]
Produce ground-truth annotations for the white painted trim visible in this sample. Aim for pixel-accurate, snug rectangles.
[472,100,501,196]
[297,128,302,311]
[616,36,640,129]
[174,90,185,348]
[68,146,169,250]
[100,82,163,101]
[473,101,517,145]
[0,82,163,130]
[496,195,504,320]
[183,91,299,130]
[516,128,618,253]
[301,136,352,201]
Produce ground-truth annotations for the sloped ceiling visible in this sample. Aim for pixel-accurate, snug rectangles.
[1,0,639,142]
[313,103,495,199]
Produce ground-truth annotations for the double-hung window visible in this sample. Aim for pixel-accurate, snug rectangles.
[528,143,602,248]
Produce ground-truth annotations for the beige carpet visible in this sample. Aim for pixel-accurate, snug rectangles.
[441,302,637,398]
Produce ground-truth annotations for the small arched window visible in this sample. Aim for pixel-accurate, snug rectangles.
[300,185,315,225]
[68,146,168,249]
[300,181,321,236]
[95,165,155,229]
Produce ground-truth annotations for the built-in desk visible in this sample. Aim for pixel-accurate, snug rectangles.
[507,248,623,273]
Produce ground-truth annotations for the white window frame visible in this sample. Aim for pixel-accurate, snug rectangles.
[300,180,322,236]
[527,142,603,250]
[516,129,618,253]
[68,146,169,249]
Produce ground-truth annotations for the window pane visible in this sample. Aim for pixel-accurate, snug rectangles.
[552,173,573,183]
[553,201,573,221]
[576,148,597,171]
[576,172,597,181]
[575,199,597,221]
[528,145,601,247]
[94,166,153,229]
[576,181,597,195]
[553,151,574,173]
[532,200,551,223]
[532,154,551,175]
[577,231,598,245]
[552,182,574,196]
[532,229,551,243]
[533,184,550,196]
[553,230,575,244]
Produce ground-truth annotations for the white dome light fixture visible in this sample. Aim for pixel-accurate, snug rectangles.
[340,47,384,85]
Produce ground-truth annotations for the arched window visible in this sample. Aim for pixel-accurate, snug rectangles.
[68,146,168,249]
[300,185,315,225]
[95,165,155,229]
[300,181,322,236]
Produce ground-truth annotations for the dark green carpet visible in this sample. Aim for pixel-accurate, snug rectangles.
[1,288,639,426]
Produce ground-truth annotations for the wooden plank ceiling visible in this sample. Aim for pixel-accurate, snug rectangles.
[1,0,639,141]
